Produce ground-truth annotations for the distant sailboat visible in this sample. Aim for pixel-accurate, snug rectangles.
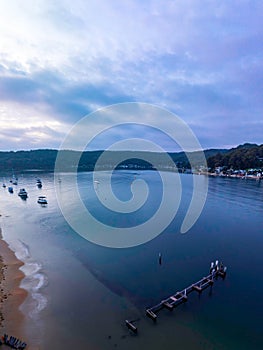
[12,173,18,185]
[94,180,100,190]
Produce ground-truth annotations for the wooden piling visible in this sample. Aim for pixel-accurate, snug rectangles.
[162,301,174,310]
[146,309,157,321]
[192,285,202,292]
[125,320,138,334]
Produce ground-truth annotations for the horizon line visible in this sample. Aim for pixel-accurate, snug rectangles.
[0,142,261,154]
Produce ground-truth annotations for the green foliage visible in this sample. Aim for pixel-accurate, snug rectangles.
[207,143,263,171]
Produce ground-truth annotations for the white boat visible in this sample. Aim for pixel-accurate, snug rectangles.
[18,188,28,198]
[37,196,47,205]
[94,180,100,189]
[2,183,6,188]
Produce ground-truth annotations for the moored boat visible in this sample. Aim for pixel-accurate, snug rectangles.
[10,175,18,185]
[18,188,28,198]
[8,186,13,193]
[36,179,42,188]
[37,196,47,205]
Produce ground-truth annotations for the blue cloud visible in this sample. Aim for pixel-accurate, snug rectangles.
[0,68,135,123]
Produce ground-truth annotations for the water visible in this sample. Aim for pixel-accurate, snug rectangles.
[0,171,262,349]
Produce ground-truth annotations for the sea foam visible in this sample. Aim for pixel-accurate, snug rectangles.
[9,239,48,318]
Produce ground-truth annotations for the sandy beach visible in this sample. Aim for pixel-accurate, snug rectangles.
[0,227,28,346]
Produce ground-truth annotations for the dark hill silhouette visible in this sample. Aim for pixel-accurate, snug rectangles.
[2,144,261,173]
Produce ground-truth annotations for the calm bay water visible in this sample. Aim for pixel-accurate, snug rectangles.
[0,171,262,349]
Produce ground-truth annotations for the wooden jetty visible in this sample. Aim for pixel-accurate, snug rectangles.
[145,260,227,323]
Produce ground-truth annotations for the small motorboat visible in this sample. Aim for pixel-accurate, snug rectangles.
[37,196,47,205]
[36,179,42,188]
[2,183,6,188]
[8,186,14,193]
[18,188,28,198]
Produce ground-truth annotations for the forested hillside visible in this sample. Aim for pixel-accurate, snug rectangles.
[207,143,263,170]
[1,144,261,172]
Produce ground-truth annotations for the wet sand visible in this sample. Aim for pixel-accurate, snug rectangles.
[0,228,28,345]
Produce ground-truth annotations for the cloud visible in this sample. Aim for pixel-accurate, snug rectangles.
[0,0,262,150]
[0,124,64,150]
[0,67,135,121]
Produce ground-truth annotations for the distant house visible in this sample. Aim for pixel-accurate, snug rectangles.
[215,166,224,174]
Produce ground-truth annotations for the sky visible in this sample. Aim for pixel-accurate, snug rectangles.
[0,0,262,152]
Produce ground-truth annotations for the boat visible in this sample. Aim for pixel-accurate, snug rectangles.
[36,179,42,188]
[94,180,100,189]
[18,188,28,198]
[2,333,27,349]
[37,196,47,205]
[8,187,13,193]
[2,183,6,188]
[10,174,18,185]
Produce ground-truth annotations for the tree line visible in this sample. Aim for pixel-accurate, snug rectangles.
[207,143,263,171]
[0,144,261,173]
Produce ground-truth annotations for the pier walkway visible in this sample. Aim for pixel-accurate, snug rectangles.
[146,260,227,321]
[125,260,227,333]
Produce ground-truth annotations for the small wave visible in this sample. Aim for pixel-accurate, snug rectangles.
[8,239,31,260]
[33,273,47,291]
[20,261,41,276]
[7,239,48,318]
[21,271,48,292]
[30,293,48,315]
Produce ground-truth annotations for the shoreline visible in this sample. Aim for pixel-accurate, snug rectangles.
[0,228,28,345]
[201,171,262,181]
